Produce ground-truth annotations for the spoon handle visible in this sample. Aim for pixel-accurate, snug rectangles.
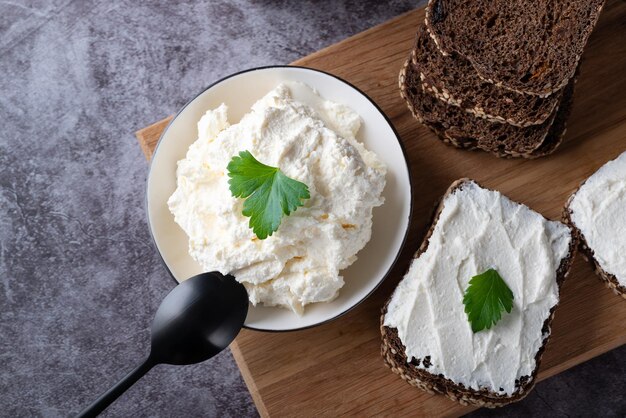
[77,356,156,417]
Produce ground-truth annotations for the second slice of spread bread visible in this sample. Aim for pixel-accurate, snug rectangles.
[565,151,626,299]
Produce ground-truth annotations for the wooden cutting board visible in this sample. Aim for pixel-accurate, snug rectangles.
[136,1,626,416]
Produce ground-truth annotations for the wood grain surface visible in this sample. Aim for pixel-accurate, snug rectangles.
[135,1,626,416]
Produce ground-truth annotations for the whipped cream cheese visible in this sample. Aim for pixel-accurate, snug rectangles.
[569,150,626,285]
[384,181,571,395]
[168,82,386,314]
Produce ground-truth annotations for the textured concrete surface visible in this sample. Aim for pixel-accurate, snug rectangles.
[0,0,624,417]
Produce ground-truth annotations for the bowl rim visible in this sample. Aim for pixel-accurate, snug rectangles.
[145,65,414,332]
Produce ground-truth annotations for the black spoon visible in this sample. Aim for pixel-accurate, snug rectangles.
[77,272,248,417]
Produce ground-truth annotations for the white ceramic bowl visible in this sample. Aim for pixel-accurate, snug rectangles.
[147,66,412,331]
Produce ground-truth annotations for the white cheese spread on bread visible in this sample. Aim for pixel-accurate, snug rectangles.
[168,83,386,314]
[569,150,626,286]
[384,181,571,395]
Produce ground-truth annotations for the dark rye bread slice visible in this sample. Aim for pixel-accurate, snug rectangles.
[413,25,561,127]
[524,82,574,158]
[564,179,626,300]
[380,178,578,408]
[400,57,558,156]
[493,72,576,159]
[425,0,605,96]
[399,58,576,158]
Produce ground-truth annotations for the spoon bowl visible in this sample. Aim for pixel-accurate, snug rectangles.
[78,272,248,417]
[151,272,248,365]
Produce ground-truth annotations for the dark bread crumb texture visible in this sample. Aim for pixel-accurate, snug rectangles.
[399,57,577,158]
[413,25,561,127]
[425,0,605,96]
[380,179,579,407]
[564,189,626,299]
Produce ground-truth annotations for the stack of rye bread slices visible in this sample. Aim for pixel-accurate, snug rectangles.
[400,0,606,158]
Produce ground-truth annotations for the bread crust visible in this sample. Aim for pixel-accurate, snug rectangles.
[380,179,579,407]
[564,185,626,299]
[399,58,576,159]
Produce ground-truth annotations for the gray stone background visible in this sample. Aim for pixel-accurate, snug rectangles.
[1,0,624,416]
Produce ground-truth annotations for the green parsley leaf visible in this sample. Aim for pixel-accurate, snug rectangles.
[463,268,514,333]
[227,150,310,240]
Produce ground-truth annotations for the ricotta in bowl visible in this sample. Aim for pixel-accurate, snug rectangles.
[167,82,386,314]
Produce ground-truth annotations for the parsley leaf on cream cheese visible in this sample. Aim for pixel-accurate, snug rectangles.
[463,268,514,333]
[227,150,310,239]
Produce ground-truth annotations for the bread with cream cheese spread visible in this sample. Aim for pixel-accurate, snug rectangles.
[564,151,626,299]
[380,179,578,407]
